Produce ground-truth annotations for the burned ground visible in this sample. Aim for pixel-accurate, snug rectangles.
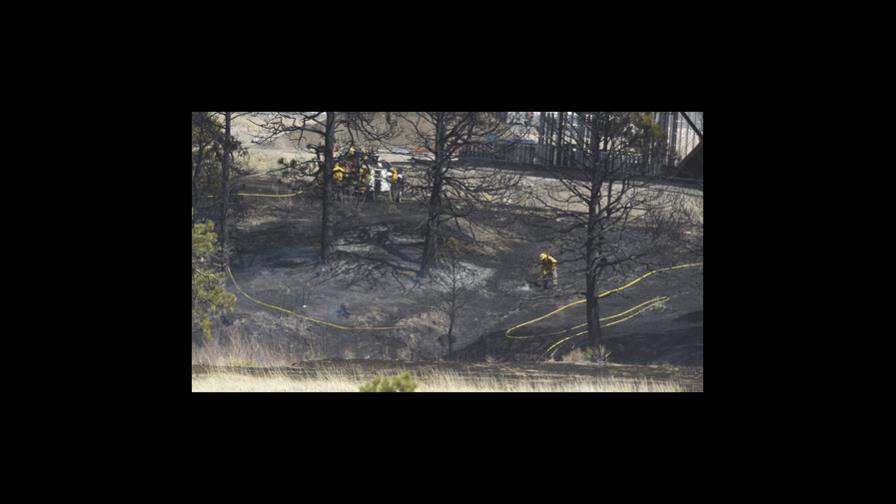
[196,161,703,380]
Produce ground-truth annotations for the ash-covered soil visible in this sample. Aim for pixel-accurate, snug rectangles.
[200,161,703,373]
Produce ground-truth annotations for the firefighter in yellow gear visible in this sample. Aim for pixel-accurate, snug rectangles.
[349,146,365,174]
[333,163,346,182]
[359,166,371,188]
[388,165,403,202]
[332,163,347,202]
[351,166,370,202]
[539,252,558,289]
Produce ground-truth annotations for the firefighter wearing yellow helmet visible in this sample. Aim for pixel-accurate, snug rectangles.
[333,162,346,182]
[332,162,347,202]
[386,163,403,203]
[539,252,558,289]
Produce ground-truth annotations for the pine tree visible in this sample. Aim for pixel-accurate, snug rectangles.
[192,212,237,341]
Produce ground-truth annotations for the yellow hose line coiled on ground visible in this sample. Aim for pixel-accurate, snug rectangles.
[505,298,589,339]
[596,262,703,299]
[505,262,702,339]
[226,265,403,332]
[225,257,698,344]
[553,295,671,337]
[542,296,669,357]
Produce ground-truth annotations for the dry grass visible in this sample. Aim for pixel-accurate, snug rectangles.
[192,328,306,368]
[241,148,310,176]
[191,367,685,392]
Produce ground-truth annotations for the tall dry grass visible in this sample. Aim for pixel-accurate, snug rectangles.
[191,367,685,392]
[191,328,313,368]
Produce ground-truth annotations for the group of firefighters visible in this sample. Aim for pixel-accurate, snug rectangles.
[330,146,404,204]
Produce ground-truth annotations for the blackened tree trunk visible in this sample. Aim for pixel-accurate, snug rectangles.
[658,112,669,172]
[669,111,679,165]
[192,127,204,213]
[320,112,335,263]
[446,312,454,359]
[584,210,604,347]
[419,116,446,277]
[420,164,444,277]
[219,111,231,258]
[545,113,554,163]
[584,113,604,347]
[555,111,565,166]
[585,268,603,347]
[640,116,651,175]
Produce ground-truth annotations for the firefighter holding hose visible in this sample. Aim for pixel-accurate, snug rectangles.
[539,252,558,290]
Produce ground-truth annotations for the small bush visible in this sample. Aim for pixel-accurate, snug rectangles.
[563,345,612,365]
[561,348,588,363]
[583,345,612,365]
[359,372,417,392]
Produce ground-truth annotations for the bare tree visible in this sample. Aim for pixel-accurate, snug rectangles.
[219,112,233,254]
[249,112,395,265]
[209,113,250,256]
[433,239,474,359]
[192,112,222,217]
[391,112,529,277]
[533,112,679,347]
[658,188,703,261]
[192,112,250,242]
[554,111,565,166]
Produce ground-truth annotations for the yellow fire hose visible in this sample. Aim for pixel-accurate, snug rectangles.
[206,185,701,351]
[225,258,700,350]
[505,262,703,339]
[542,296,669,358]
[206,192,298,198]
[504,262,702,356]
[226,265,404,331]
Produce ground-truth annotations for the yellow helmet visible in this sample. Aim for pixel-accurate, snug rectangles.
[539,252,548,261]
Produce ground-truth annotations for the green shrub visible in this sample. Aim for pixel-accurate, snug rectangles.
[192,215,237,341]
[359,372,417,392]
